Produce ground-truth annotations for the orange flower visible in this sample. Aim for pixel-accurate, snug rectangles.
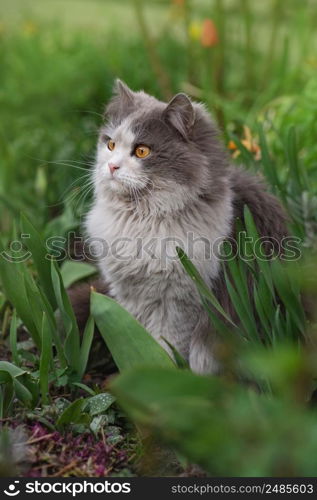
[200,19,218,48]
[228,140,237,151]
[172,0,185,5]
[228,126,261,161]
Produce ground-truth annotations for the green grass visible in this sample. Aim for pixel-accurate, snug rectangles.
[0,0,166,35]
[1,0,317,477]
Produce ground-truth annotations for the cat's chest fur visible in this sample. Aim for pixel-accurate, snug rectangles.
[86,192,233,358]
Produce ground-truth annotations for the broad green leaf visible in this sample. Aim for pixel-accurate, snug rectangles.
[0,361,38,407]
[0,362,38,408]
[0,371,12,384]
[56,398,86,428]
[0,361,28,378]
[60,260,97,289]
[91,291,175,371]
[87,393,116,416]
[13,378,33,406]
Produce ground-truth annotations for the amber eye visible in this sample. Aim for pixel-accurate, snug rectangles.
[107,139,115,151]
[135,145,151,159]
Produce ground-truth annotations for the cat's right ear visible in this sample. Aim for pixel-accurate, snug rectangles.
[163,93,195,139]
[104,79,135,121]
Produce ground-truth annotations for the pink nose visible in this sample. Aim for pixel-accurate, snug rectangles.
[109,163,120,175]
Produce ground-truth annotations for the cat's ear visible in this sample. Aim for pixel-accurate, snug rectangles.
[113,79,135,106]
[163,93,195,139]
[105,79,135,121]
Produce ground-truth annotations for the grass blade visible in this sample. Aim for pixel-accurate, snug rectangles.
[258,123,281,192]
[21,214,57,310]
[176,247,236,326]
[0,372,14,418]
[0,240,38,344]
[39,312,53,405]
[51,261,81,375]
[9,309,20,366]
[78,316,95,379]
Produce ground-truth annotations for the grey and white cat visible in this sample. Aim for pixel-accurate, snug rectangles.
[85,80,287,374]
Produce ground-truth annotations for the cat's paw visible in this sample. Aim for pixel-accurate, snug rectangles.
[189,338,221,375]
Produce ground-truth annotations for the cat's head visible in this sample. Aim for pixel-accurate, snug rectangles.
[94,80,228,210]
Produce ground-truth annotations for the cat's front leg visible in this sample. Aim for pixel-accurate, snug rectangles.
[188,315,221,374]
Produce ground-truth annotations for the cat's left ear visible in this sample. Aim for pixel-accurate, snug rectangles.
[163,93,195,139]
[114,79,135,106]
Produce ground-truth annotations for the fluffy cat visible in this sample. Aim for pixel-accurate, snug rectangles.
[84,80,288,374]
